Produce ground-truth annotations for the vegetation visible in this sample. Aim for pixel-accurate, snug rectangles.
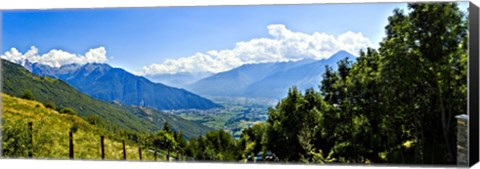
[60,107,77,115]
[185,129,241,161]
[1,94,168,160]
[20,89,34,100]
[252,3,466,164]
[2,59,213,138]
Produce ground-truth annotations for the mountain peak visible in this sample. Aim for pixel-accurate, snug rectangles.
[329,50,355,59]
[321,50,356,64]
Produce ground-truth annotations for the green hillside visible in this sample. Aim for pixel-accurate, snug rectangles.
[1,93,167,160]
[2,59,213,138]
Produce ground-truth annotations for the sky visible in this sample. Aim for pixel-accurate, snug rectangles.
[1,2,469,75]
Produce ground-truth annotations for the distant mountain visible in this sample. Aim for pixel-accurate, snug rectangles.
[245,50,356,98]
[188,50,356,99]
[145,72,213,89]
[2,59,213,138]
[187,59,315,97]
[30,63,221,110]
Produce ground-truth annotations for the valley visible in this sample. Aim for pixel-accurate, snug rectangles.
[166,96,276,139]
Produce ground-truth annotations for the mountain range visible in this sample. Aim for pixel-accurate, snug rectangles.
[13,50,355,109]
[2,59,213,138]
[186,50,356,99]
[29,62,221,110]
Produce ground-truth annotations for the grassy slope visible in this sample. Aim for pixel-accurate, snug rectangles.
[2,94,169,160]
[2,59,212,138]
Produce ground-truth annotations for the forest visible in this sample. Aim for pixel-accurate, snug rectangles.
[2,2,467,165]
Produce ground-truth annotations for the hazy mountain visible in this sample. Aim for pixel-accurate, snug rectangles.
[145,72,213,89]
[30,63,222,110]
[187,58,315,97]
[188,50,356,99]
[2,59,213,138]
[245,50,356,98]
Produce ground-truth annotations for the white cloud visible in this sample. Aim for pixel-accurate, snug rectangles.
[1,46,109,67]
[143,24,372,75]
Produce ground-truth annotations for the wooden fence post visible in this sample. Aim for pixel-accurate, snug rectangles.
[122,140,127,160]
[69,131,74,159]
[28,122,33,158]
[101,135,105,160]
[138,147,142,161]
[154,150,157,161]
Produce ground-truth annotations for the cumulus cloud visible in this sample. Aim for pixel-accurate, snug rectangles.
[1,46,109,68]
[143,24,372,75]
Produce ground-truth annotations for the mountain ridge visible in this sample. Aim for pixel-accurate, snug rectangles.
[29,62,222,110]
[187,50,356,99]
[2,59,213,138]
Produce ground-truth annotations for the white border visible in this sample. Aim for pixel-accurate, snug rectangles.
[0,0,470,10]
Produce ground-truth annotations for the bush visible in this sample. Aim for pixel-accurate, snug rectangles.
[85,114,105,127]
[60,108,77,115]
[70,123,79,133]
[45,102,56,110]
[21,89,34,100]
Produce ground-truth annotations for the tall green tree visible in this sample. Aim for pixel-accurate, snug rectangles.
[174,131,187,159]
[152,130,177,161]
[378,3,467,164]
[239,122,267,159]
[265,87,331,162]
[265,87,307,161]
[345,48,385,163]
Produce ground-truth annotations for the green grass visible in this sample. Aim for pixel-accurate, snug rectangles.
[1,93,173,161]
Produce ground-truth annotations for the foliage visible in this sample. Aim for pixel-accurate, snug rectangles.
[376,3,467,164]
[239,122,267,158]
[45,102,56,110]
[60,107,77,116]
[186,129,241,161]
[2,119,32,157]
[152,130,177,159]
[1,94,163,160]
[257,2,467,164]
[21,89,34,100]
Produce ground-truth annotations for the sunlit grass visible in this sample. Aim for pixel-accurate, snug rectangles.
[2,93,169,161]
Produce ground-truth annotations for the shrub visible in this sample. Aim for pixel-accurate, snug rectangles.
[85,114,106,128]
[21,89,34,100]
[70,123,79,133]
[45,102,56,110]
[60,108,77,116]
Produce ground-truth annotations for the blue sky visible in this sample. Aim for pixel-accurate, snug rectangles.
[1,2,469,75]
